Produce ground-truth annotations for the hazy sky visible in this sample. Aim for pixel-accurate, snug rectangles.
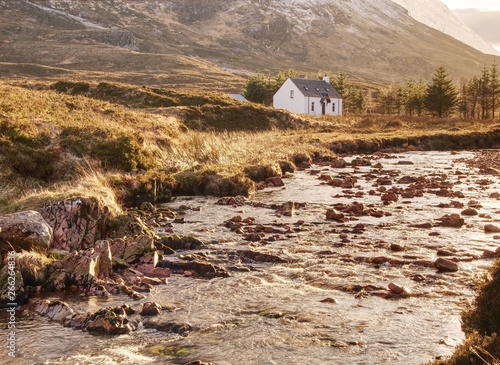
[440,0,500,53]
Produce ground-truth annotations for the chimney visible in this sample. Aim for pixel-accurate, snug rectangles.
[323,75,330,83]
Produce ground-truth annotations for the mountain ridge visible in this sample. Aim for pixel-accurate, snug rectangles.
[391,0,499,56]
[0,0,496,88]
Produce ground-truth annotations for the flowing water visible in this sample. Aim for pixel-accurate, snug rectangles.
[2,151,500,365]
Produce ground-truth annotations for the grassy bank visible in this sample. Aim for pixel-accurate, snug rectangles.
[427,258,500,365]
[1,79,499,215]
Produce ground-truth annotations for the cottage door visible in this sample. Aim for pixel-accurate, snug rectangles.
[321,102,326,115]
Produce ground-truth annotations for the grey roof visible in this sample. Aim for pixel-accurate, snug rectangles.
[290,78,341,98]
[229,94,249,102]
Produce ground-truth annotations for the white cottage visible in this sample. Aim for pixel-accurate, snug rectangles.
[273,77,342,116]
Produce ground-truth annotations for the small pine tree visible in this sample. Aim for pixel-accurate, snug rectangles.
[424,66,459,118]
[490,63,499,119]
[244,74,270,104]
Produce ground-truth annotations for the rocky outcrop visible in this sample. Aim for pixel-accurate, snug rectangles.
[0,211,53,253]
[45,241,113,292]
[39,197,110,252]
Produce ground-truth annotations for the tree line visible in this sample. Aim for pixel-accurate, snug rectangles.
[244,63,500,119]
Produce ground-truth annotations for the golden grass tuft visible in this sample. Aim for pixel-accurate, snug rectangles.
[14,250,55,286]
[3,160,122,216]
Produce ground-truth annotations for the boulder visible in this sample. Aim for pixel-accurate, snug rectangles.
[39,197,109,252]
[84,307,132,334]
[0,211,53,253]
[140,302,162,316]
[33,299,74,322]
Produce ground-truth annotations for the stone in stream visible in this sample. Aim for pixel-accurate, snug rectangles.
[84,307,133,334]
[326,209,346,222]
[388,283,411,296]
[485,224,500,233]
[381,192,398,202]
[461,208,478,216]
[140,302,162,316]
[437,214,464,228]
[412,222,433,229]
[142,318,192,334]
[434,258,459,272]
[32,299,75,322]
[265,176,285,187]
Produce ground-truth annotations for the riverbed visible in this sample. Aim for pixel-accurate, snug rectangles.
[2,150,500,365]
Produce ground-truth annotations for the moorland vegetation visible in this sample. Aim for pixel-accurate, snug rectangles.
[0,66,500,363]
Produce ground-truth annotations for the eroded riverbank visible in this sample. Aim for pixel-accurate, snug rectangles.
[2,150,500,365]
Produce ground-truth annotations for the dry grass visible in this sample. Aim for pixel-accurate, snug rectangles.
[5,160,122,216]
[1,79,499,214]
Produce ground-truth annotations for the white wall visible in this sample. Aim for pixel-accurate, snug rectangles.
[273,79,343,116]
[273,79,305,114]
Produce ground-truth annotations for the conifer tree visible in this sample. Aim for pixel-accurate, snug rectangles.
[479,66,491,119]
[490,63,499,119]
[467,76,481,119]
[404,78,426,117]
[424,66,458,117]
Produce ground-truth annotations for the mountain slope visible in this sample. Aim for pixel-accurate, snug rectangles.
[0,0,495,87]
[391,0,499,55]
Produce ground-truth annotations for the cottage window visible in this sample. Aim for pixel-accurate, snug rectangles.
[332,103,335,112]
[290,90,294,99]
[311,102,315,112]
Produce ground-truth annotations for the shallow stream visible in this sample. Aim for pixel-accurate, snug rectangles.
[2,151,500,365]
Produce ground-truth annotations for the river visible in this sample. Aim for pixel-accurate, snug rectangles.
[2,150,499,365]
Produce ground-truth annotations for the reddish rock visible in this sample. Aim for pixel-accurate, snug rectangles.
[461,208,478,216]
[413,222,433,229]
[381,192,398,202]
[485,224,500,233]
[85,307,132,334]
[265,176,285,187]
[326,209,346,222]
[140,302,162,316]
[39,197,109,252]
[388,282,403,294]
[438,214,464,228]
[434,258,458,272]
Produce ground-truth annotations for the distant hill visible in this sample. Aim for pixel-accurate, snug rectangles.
[0,0,496,88]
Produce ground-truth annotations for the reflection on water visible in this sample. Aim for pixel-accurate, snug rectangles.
[2,151,499,365]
